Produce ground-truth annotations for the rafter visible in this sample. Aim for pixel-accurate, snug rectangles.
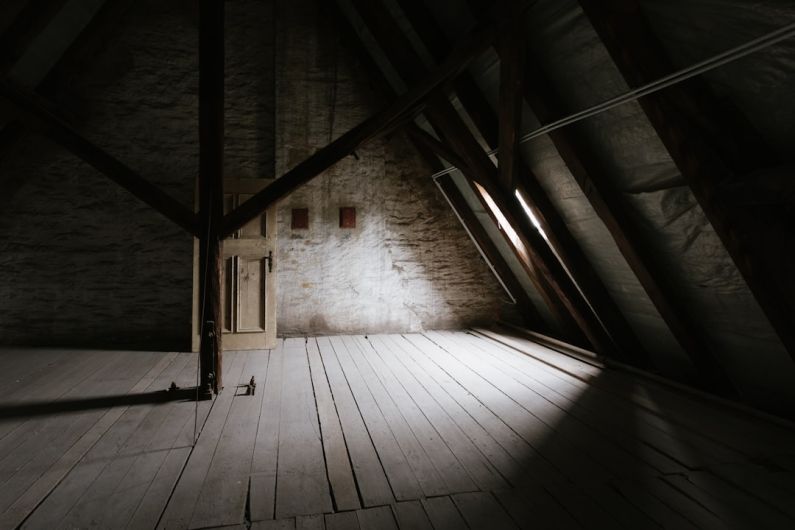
[410,126,584,342]
[435,172,549,331]
[431,99,608,350]
[220,18,497,238]
[0,0,70,74]
[321,1,547,333]
[394,0,649,362]
[0,0,122,179]
[578,0,795,365]
[349,0,613,352]
[0,81,198,235]
[519,53,735,392]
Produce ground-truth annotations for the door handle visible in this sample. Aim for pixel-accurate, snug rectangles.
[265,250,273,273]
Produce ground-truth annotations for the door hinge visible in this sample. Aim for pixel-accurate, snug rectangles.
[266,250,273,273]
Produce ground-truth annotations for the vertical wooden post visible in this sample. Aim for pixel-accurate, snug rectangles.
[198,0,224,395]
[497,0,524,191]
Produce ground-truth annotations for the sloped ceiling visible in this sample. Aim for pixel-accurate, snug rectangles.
[330,0,795,415]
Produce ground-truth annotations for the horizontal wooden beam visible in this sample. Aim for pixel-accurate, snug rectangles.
[220,19,497,238]
[0,81,198,235]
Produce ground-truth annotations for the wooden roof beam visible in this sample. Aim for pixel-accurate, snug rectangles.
[519,53,736,393]
[320,1,548,331]
[0,81,198,235]
[410,117,590,345]
[350,0,613,352]
[578,0,795,366]
[395,0,649,363]
[429,99,608,351]
[220,17,497,238]
[0,0,70,74]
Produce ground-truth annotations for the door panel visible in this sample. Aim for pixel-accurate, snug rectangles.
[193,178,276,351]
[237,257,266,332]
[222,257,234,334]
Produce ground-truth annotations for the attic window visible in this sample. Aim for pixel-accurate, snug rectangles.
[515,190,549,242]
[474,183,530,265]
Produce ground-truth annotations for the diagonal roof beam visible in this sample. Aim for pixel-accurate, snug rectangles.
[395,0,649,362]
[410,126,549,331]
[0,81,198,235]
[519,54,736,393]
[0,0,108,156]
[462,0,729,388]
[0,0,70,75]
[220,17,497,238]
[429,97,605,350]
[349,0,614,352]
[320,1,549,332]
[578,0,795,365]
[409,125,586,342]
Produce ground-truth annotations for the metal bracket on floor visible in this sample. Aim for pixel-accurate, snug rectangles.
[236,376,256,396]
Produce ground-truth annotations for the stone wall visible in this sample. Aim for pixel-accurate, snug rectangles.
[0,0,515,350]
[0,0,200,350]
[273,0,515,336]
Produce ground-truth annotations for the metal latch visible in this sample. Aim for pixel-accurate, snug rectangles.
[265,250,273,273]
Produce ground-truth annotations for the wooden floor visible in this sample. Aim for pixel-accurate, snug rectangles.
[1,331,794,529]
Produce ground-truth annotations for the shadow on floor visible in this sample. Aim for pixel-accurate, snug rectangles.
[0,387,201,420]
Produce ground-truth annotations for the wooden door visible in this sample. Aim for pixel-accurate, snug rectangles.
[193,178,276,351]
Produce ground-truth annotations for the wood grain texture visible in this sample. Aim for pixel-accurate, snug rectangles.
[3,331,793,528]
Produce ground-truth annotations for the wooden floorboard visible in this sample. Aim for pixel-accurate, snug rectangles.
[343,335,458,496]
[250,340,285,522]
[22,352,186,529]
[451,491,518,529]
[427,331,659,483]
[446,332,689,473]
[315,336,393,508]
[1,331,793,529]
[407,333,606,486]
[307,338,361,512]
[327,335,422,501]
[190,350,270,528]
[370,334,507,491]
[466,331,745,467]
[274,338,333,519]
[0,349,121,454]
[158,351,248,529]
[1,350,167,526]
[378,334,520,487]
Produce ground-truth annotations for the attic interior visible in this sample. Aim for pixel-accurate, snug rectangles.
[1,0,794,528]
